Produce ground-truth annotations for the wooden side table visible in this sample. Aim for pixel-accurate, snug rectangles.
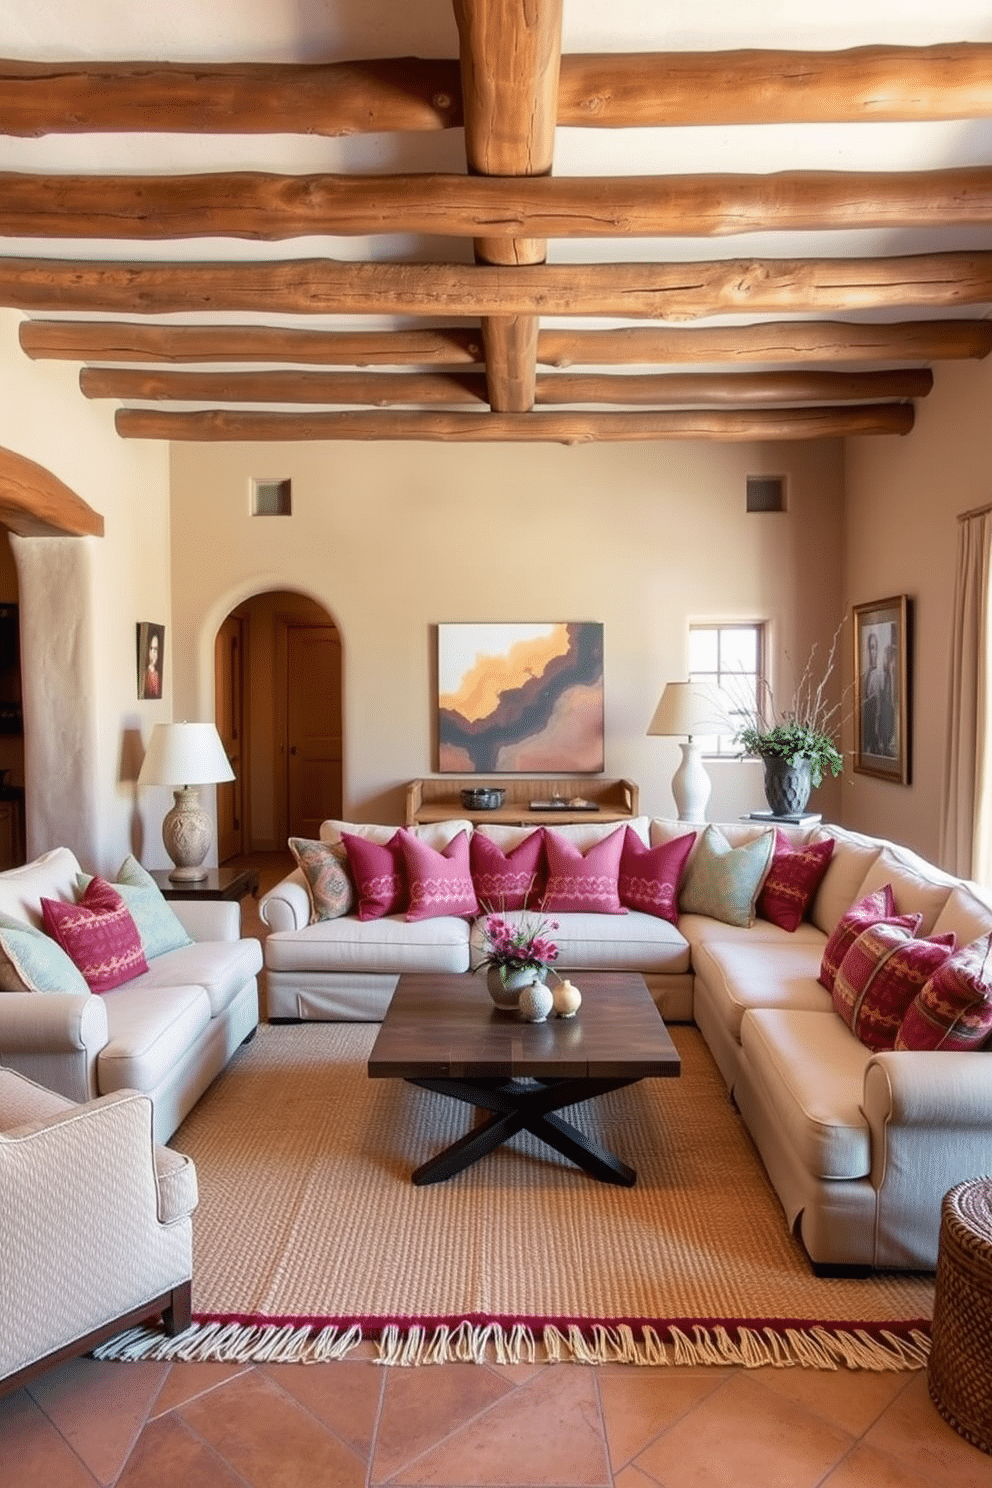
[148,866,260,902]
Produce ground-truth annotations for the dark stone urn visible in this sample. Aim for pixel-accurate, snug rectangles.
[762,754,812,817]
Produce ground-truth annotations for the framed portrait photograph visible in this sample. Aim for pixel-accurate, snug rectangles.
[852,595,911,783]
[136,622,165,700]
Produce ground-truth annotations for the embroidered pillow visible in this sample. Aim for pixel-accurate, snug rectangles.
[398,828,479,921]
[0,911,90,996]
[41,878,148,994]
[340,830,407,920]
[470,829,544,912]
[76,856,194,959]
[618,826,695,923]
[678,826,774,929]
[288,837,355,922]
[832,923,957,1051]
[541,826,627,915]
[817,885,921,993]
[897,932,992,1051]
[758,832,835,933]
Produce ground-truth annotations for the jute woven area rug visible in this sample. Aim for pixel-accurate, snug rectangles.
[97,1021,934,1370]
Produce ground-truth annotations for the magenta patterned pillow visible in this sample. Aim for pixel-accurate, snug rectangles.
[818,885,920,992]
[833,922,957,1051]
[341,830,407,920]
[896,932,992,1051]
[41,877,148,993]
[288,837,355,922]
[541,827,627,915]
[470,829,544,912]
[618,827,695,923]
[758,832,835,933]
[398,829,479,921]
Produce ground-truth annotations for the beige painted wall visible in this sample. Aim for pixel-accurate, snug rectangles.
[0,309,172,873]
[171,436,845,830]
[845,356,992,865]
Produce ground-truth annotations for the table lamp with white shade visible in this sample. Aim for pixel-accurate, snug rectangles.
[137,722,235,882]
[647,681,731,824]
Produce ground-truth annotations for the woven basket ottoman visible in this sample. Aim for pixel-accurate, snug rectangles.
[928,1177,992,1455]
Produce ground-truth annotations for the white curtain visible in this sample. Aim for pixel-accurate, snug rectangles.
[940,508,992,881]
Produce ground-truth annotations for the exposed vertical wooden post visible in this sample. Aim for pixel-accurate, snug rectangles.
[453,0,562,412]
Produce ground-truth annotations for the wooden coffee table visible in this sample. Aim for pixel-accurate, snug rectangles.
[368,970,680,1187]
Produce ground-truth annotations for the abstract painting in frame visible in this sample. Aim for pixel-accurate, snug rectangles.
[437,622,604,773]
[852,595,911,783]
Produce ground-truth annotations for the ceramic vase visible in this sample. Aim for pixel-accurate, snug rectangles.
[552,979,582,1018]
[517,980,555,1022]
[486,964,544,1009]
[762,754,812,817]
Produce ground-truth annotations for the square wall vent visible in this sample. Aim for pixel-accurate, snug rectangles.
[746,475,786,513]
[251,478,292,516]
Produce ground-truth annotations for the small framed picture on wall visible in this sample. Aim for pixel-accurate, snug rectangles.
[852,595,911,784]
[136,622,165,700]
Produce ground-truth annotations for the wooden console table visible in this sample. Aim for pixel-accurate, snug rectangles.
[405,777,638,828]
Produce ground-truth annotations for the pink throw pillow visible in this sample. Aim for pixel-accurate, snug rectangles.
[340,830,407,920]
[41,877,148,993]
[817,885,921,993]
[618,827,695,923]
[896,932,992,1051]
[398,829,479,921]
[832,922,957,1051]
[758,832,835,933]
[470,829,544,912]
[541,827,627,915]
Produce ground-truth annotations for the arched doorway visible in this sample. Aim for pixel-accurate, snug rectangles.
[215,590,342,858]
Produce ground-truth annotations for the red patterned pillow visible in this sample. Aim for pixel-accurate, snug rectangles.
[758,832,835,933]
[896,932,992,1051]
[817,885,920,992]
[470,829,544,912]
[340,830,407,920]
[398,829,479,922]
[832,922,957,1051]
[542,827,627,915]
[618,827,695,923]
[41,877,148,993]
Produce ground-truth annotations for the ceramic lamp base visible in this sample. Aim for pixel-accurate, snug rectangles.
[162,785,212,882]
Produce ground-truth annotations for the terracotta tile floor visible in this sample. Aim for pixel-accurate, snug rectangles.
[4,1349,992,1487]
[5,855,990,1485]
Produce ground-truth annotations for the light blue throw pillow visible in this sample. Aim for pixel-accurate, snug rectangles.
[0,910,90,995]
[678,826,775,928]
[76,856,193,960]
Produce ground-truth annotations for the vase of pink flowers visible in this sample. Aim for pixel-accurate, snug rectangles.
[478,912,559,1009]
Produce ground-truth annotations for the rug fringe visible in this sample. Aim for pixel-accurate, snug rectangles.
[91,1319,930,1371]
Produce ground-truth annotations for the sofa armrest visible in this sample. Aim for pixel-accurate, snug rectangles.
[169,898,241,943]
[259,869,311,933]
[863,1051,992,1131]
[0,993,108,1103]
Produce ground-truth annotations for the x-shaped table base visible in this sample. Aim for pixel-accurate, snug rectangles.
[407,1075,641,1186]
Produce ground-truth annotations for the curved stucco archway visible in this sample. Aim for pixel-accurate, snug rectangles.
[0,446,104,864]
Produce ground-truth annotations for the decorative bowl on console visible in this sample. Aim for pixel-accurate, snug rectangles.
[460,787,505,810]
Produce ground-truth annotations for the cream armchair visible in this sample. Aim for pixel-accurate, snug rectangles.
[0,1068,198,1395]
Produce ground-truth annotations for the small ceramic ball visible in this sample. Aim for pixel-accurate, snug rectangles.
[517,981,554,1022]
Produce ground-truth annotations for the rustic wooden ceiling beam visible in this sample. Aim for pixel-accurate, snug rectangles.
[18,321,484,365]
[114,404,914,442]
[537,320,992,366]
[454,0,563,413]
[4,44,992,136]
[8,166,992,240]
[20,317,992,368]
[0,447,104,537]
[3,253,990,319]
[80,365,932,406]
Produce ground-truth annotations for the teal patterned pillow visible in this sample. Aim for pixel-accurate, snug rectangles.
[289,837,355,922]
[76,856,193,960]
[679,826,775,928]
[0,911,91,995]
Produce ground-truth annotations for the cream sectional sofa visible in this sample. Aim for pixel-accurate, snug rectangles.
[0,847,262,1141]
[260,815,992,1270]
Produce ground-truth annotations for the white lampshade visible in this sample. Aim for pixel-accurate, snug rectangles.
[647,681,730,740]
[137,722,235,787]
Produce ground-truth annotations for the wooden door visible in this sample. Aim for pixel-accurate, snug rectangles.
[285,623,342,838]
[214,613,245,861]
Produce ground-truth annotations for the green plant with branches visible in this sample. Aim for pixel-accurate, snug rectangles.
[732,625,845,788]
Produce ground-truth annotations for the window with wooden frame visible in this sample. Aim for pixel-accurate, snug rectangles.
[688,623,767,756]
